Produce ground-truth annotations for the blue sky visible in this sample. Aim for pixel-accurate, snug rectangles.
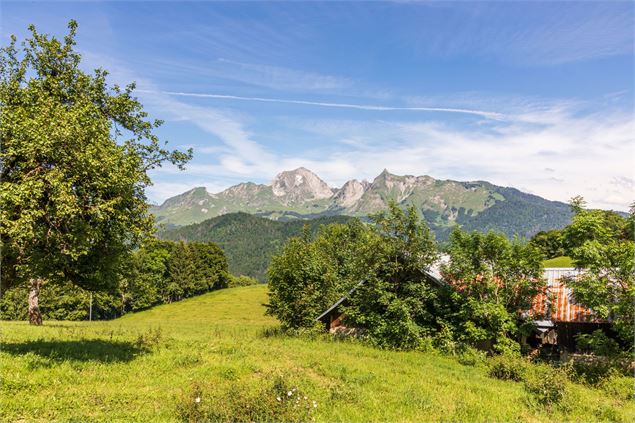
[3,1,634,210]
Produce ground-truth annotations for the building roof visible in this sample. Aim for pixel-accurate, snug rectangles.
[316,279,366,323]
[531,268,602,323]
[316,267,448,323]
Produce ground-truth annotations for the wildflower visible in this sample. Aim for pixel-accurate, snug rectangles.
[304,396,307,400]
[276,397,281,402]
[195,397,201,403]
[312,400,317,408]
[287,391,292,396]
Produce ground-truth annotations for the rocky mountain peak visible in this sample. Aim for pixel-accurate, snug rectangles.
[334,179,369,208]
[271,167,333,201]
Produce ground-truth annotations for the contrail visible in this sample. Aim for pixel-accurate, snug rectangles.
[139,90,505,120]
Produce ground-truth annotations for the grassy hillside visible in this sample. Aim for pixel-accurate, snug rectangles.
[158,213,357,280]
[543,256,575,268]
[1,285,632,422]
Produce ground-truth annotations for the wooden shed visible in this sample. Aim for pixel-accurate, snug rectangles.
[316,269,447,332]
[526,268,611,352]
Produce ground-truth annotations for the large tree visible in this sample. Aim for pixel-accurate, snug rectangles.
[441,229,545,353]
[0,21,191,324]
[563,198,634,347]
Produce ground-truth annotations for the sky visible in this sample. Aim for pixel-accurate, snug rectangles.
[2,1,634,210]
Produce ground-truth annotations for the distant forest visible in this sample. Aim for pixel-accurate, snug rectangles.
[158,213,356,281]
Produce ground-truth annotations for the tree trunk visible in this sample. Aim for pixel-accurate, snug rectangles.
[28,278,43,325]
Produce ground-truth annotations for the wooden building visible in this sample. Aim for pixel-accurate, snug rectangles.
[526,268,611,351]
[316,265,612,352]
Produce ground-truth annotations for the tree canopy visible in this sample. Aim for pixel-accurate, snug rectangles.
[563,199,634,346]
[0,21,191,323]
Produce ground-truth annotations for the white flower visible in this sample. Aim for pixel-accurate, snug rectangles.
[195,397,201,403]
[276,397,281,402]
[303,396,308,400]
[287,391,292,396]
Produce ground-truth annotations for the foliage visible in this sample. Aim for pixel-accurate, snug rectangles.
[530,230,566,259]
[563,198,634,346]
[488,353,529,382]
[343,203,440,350]
[569,330,632,384]
[457,346,488,367]
[0,22,190,306]
[442,229,545,352]
[176,374,318,423]
[0,279,121,320]
[159,212,357,281]
[575,330,623,359]
[266,221,370,330]
[523,364,569,407]
[228,274,260,288]
[1,239,228,320]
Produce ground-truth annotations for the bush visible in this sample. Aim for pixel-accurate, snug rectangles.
[523,364,569,407]
[568,331,632,385]
[487,353,528,382]
[228,274,260,288]
[175,374,318,423]
[457,346,487,367]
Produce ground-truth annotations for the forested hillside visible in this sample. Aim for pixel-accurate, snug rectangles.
[158,213,357,280]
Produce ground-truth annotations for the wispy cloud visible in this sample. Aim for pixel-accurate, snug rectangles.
[406,2,634,65]
[139,90,505,120]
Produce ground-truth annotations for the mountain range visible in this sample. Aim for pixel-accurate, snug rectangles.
[151,167,573,239]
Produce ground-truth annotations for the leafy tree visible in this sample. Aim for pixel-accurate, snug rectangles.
[441,229,545,353]
[344,203,440,349]
[530,229,565,259]
[266,222,370,330]
[190,242,229,292]
[122,238,172,312]
[0,21,191,324]
[562,198,630,253]
[564,198,634,347]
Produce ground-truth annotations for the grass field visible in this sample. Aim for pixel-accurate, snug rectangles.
[543,256,574,268]
[1,285,632,422]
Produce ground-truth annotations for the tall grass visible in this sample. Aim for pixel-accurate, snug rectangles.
[1,285,632,422]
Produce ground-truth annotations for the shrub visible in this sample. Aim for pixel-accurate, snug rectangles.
[523,364,569,407]
[228,274,260,288]
[567,331,632,384]
[175,374,318,423]
[457,346,487,367]
[487,353,528,382]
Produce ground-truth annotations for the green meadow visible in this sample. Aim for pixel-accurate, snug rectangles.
[1,285,632,422]
[543,256,575,268]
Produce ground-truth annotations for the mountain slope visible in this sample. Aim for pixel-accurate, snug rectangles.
[151,168,573,238]
[158,212,357,280]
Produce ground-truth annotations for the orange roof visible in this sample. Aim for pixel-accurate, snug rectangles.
[530,268,603,323]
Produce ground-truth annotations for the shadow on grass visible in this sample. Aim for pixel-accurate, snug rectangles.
[1,339,149,364]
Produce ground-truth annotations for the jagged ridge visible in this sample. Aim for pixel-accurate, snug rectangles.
[151,168,572,238]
